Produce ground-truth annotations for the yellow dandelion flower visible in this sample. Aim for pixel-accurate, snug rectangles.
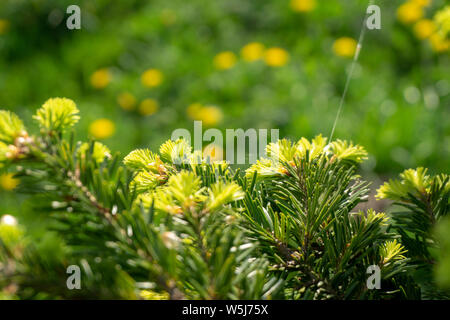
[397,2,424,24]
[332,37,357,58]
[0,19,10,35]
[90,69,111,89]
[429,33,450,52]
[89,119,116,140]
[290,0,317,13]
[187,103,203,120]
[241,42,265,62]
[198,105,223,126]
[213,51,237,70]
[413,19,436,39]
[264,47,289,67]
[187,104,223,126]
[117,92,137,111]
[139,98,159,116]
[203,144,224,162]
[141,69,163,88]
[0,173,19,191]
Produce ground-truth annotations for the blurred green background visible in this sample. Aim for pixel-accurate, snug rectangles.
[0,0,448,212]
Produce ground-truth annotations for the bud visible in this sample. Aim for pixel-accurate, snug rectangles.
[161,231,180,249]
[225,215,236,224]
[6,145,19,159]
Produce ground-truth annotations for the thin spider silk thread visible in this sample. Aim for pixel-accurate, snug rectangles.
[329,0,375,142]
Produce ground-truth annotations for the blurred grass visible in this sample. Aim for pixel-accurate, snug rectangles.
[0,0,448,184]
